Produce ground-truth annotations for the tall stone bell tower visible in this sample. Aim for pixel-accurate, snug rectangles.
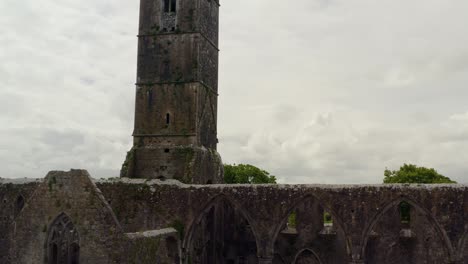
[121,0,223,184]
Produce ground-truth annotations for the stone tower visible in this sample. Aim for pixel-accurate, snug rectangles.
[121,0,223,184]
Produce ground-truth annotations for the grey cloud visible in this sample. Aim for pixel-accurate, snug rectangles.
[39,129,85,151]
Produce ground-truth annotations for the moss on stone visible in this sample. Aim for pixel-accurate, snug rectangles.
[170,219,185,240]
[129,237,161,264]
[175,147,195,184]
[121,147,136,178]
[48,176,56,192]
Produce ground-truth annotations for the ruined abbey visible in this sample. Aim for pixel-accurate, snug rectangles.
[1,0,468,263]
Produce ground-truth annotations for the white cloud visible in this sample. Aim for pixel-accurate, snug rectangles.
[450,112,468,122]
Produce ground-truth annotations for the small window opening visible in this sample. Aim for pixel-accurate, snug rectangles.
[399,201,411,224]
[206,180,213,184]
[147,90,153,108]
[170,0,177,13]
[323,211,333,227]
[287,211,297,229]
[171,27,175,32]
[166,113,171,125]
[164,148,170,153]
[15,195,25,217]
[163,0,170,12]
[163,0,177,13]
[157,176,166,181]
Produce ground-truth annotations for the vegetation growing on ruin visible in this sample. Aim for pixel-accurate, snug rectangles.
[129,237,161,264]
[288,211,296,228]
[48,175,56,192]
[384,164,456,184]
[176,147,195,184]
[170,219,185,240]
[120,147,136,178]
[287,211,332,229]
[224,164,276,184]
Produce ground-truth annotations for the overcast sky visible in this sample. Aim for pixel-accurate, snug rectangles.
[1,0,468,183]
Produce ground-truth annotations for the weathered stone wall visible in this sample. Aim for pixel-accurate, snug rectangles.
[6,170,126,263]
[2,172,468,263]
[198,0,219,48]
[126,0,222,183]
[0,179,39,264]
[97,179,468,264]
[127,228,180,264]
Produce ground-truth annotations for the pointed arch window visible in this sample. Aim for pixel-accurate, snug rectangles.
[46,213,80,264]
[162,0,177,32]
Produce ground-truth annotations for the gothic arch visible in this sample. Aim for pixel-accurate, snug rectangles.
[271,193,352,257]
[183,194,260,263]
[456,229,468,262]
[45,213,80,264]
[292,248,323,264]
[183,194,260,249]
[361,196,454,262]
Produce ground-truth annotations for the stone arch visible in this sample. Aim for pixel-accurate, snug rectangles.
[361,196,454,263]
[45,213,80,264]
[292,248,323,264]
[183,194,260,263]
[456,229,468,263]
[271,193,351,263]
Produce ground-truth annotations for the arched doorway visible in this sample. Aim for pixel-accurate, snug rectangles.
[186,196,258,263]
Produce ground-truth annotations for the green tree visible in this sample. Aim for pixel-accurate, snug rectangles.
[224,164,277,184]
[383,164,456,184]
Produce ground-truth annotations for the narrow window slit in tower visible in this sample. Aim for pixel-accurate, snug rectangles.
[147,90,153,108]
[170,0,177,13]
[164,0,170,13]
[166,113,170,125]
[163,0,176,13]
[15,195,25,217]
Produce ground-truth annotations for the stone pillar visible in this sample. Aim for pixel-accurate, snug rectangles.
[258,257,273,264]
